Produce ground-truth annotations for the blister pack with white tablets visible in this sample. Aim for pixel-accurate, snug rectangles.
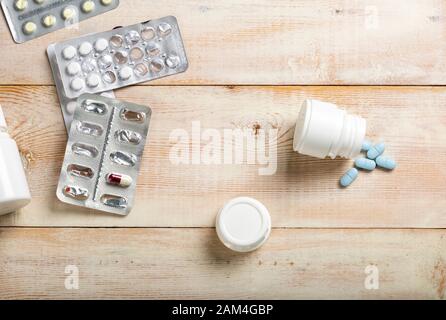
[56,93,151,215]
[1,0,120,43]
[48,41,114,131]
[47,16,188,99]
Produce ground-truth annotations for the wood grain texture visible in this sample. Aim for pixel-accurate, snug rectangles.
[0,85,444,227]
[1,0,445,85]
[0,228,445,299]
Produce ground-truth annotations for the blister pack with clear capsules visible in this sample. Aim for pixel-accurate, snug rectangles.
[57,93,151,215]
[1,0,120,43]
[48,16,188,99]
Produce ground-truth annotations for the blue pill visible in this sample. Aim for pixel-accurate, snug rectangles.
[375,156,396,170]
[340,168,358,187]
[354,158,376,171]
[361,140,372,152]
[367,142,385,160]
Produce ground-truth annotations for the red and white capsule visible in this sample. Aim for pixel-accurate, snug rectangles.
[105,173,132,187]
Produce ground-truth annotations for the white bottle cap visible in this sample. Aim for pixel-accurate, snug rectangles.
[216,197,271,252]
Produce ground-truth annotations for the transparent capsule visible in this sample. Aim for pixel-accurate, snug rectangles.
[102,70,117,83]
[110,151,137,166]
[100,194,127,208]
[129,47,144,61]
[149,58,164,73]
[76,121,103,136]
[165,55,180,69]
[63,185,89,200]
[145,43,160,56]
[114,51,128,64]
[81,100,108,114]
[158,22,172,36]
[141,26,155,40]
[67,164,94,179]
[105,173,132,188]
[120,109,146,122]
[72,142,99,158]
[115,129,142,145]
[98,54,113,69]
[110,34,123,48]
[125,30,140,45]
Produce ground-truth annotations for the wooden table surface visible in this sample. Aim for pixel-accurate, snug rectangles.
[0,0,445,299]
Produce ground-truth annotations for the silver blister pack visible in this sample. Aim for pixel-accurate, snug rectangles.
[48,16,188,99]
[56,93,151,215]
[48,42,114,131]
[1,0,120,43]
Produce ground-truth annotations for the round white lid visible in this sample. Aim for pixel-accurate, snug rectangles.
[216,197,271,252]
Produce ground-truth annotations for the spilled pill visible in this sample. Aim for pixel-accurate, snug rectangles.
[367,142,385,160]
[361,140,372,152]
[375,156,396,170]
[354,158,376,171]
[340,168,358,187]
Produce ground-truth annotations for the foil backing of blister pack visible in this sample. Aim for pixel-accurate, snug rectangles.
[48,43,114,131]
[1,0,120,43]
[56,93,151,215]
[49,16,188,98]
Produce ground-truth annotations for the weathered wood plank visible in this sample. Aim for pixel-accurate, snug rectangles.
[0,228,444,299]
[0,0,445,85]
[0,85,444,227]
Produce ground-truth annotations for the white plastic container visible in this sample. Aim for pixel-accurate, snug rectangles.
[216,197,271,252]
[293,99,366,159]
[0,106,31,216]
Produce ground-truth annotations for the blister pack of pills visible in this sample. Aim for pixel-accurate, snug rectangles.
[1,0,120,43]
[47,16,188,99]
[48,41,114,131]
[56,93,151,215]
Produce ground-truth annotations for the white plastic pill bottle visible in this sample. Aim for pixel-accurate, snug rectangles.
[293,99,366,159]
[0,106,31,215]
